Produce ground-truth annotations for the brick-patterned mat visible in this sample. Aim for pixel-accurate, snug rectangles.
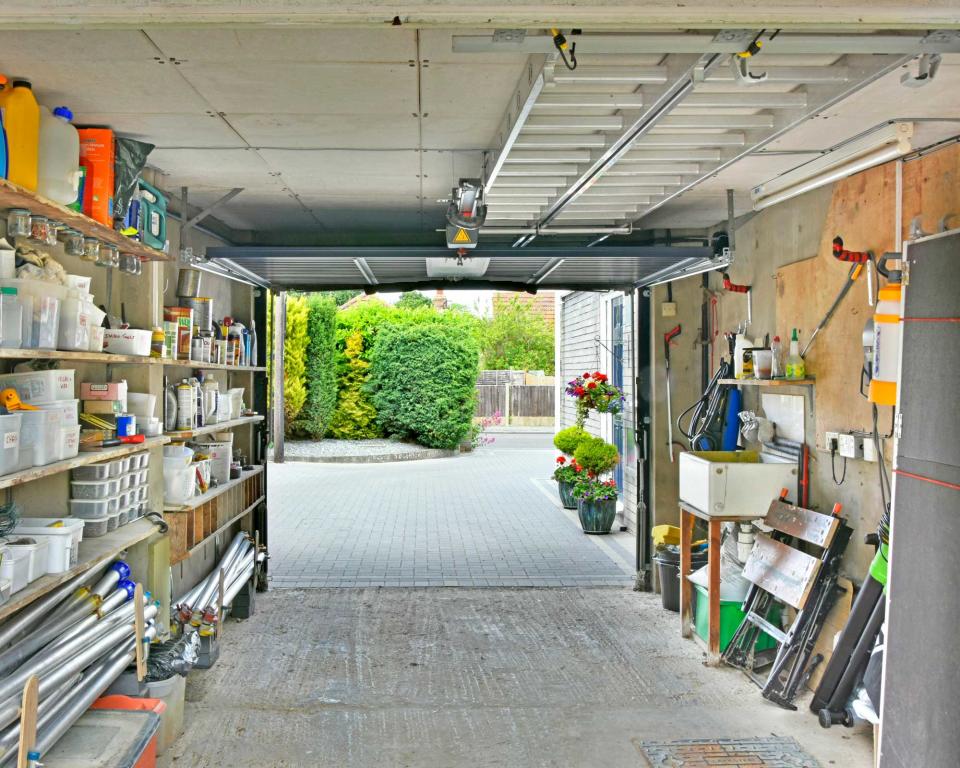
[635,737,820,767]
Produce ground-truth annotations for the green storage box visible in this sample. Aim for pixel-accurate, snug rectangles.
[693,583,780,653]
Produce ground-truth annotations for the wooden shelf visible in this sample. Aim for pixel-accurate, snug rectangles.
[0,518,161,623]
[0,436,170,491]
[183,495,264,559]
[163,360,266,372]
[0,178,172,262]
[164,414,264,441]
[164,466,264,513]
[719,378,816,387]
[0,348,162,366]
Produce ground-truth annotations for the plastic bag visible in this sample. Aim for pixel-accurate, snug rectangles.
[145,632,200,681]
[113,137,154,223]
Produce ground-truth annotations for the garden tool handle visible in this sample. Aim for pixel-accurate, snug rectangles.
[832,235,872,264]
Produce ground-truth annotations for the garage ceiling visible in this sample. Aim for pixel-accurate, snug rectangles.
[0,25,956,251]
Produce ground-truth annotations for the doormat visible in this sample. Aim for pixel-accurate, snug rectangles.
[634,736,820,767]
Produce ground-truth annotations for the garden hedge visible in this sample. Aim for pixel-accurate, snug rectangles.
[368,323,480,450]
[291,295,338,439]
[283,295,309,433]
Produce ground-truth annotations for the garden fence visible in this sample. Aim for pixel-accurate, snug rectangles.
[475,383,555,426]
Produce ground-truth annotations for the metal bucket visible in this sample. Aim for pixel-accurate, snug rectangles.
[176,268,202,298]
[181,297,213,333]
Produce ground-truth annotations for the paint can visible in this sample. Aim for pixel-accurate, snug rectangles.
[116,414,136,437]
[182,297,213,333]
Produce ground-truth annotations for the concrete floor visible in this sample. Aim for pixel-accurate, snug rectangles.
[168,587,873,768]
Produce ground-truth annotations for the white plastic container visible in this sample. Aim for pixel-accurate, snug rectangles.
[127,392,157,420]
[0,288,23,348]
[163,445,193,467]
[37,106,80,204]
[120,456,134,474]
[4,538,49,583]
[134,452,150,470]
[117,508,130,527]
[89,326,105,353]
[26,296,59,350]
[164,465,195,505]
[18,409,61,468]
[0,547,31,593]
[59,424,80,460]
[0,369,75,404]
[58,299,105,352]
[135,469,149,486]
[17,294,32,348]
[70,478,120,499]
[76,514,109,538]
[69,497,113,517]
[226,388,245,421]
[13,518,84,573]
[193,439,231,484]
[118,473,134,492]
[0,413,22,476]
[678,451,798,518]
[65,274,91,294]
[36,399,78,426]
[102,329,152,357]
[73,462,111,481]
[106,510,120,531]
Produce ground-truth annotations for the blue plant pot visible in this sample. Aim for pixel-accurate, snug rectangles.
[558,480,578,509]
[577,498,617,534]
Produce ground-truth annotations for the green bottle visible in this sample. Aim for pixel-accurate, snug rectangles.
[785,328,806,380]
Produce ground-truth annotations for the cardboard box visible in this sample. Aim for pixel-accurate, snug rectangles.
[82,399,125,415]
[77,127,115,226]
[164,307,193,359]
[80,381,128,402]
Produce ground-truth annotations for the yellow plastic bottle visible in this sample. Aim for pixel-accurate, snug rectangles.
[0,80,40,191]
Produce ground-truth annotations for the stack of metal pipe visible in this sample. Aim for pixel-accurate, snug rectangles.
[174,532,259,633]
[0,560,160,765]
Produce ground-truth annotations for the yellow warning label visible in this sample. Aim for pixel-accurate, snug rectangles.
[453,228,471,244]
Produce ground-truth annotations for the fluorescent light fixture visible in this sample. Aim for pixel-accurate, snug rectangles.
[752,123,914,211]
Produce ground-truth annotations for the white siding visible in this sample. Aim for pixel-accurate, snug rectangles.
[558,291,639,535]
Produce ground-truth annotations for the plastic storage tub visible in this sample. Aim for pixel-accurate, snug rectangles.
[4,537,49,583]
[0,413,21,476]
[60,424,81,461]
[0,369,75,404]
[18,409,61,468]
[693,582,781,653]
[0,547,31,593]
[164,465,195,505]
[106,510,120,531]
[69,497,114,518]
[91,695,167,762]
[76,514,109,538]
[117,508,130,527]
[14,518,85,573]
[36,398,79,425]
[71,478,120,499]
[119,473,134,492]
[103,328,152,357]
[678,451,798,518]
[73,461,112,481]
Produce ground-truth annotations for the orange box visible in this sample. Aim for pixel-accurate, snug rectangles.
[77,127,115,225]
[91,695,166,768]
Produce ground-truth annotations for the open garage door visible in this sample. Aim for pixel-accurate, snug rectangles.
[205,244,721,292]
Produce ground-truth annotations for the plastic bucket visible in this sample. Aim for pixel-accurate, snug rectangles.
[193,440,231,484]
[655,549,708,612]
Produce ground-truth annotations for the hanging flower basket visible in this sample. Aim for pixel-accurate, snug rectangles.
[565,371,625,427]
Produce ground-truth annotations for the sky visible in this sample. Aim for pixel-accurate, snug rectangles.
[375,289,494,317]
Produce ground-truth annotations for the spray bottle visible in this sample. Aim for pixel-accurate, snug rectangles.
[785,328,806,380]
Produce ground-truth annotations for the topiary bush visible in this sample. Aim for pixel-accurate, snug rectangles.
[554,425,588,455]
[328,330,379,439]
[573,436,620,476]
[368,324,480,450]
[283,295,309,434]
[291,295,338,439]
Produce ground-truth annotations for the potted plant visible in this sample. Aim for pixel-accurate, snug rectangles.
[571,436,621,534]
[572,477,620,534]
[564,371,625,427]
[552,455,584,509]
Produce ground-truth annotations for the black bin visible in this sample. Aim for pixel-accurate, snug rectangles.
[655,548,708,612]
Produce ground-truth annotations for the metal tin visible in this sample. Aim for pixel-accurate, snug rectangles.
[176,268,203,298]
[182,297,213,333]
[115,414,136,437]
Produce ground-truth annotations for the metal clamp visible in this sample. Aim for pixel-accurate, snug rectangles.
[900,53,941,88]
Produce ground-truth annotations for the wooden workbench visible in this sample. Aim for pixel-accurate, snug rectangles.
[679,501,759,664]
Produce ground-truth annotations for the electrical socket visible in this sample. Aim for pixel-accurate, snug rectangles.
[661,302,677,317]
[863,436,880,462]
[838,433,864,459]
[825,431,840,452]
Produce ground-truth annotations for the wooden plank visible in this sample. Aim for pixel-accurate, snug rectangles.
[163,361,266,373]
[165,415,264,441]
[707,519,721,660]
[134,583,146,681]
[0,177,172,262]
[0,519,159,623]
[764,499,840,548]
[0,349,163,366]
[679,507,694,639]
[16,676,38,768]
[742,533,821,610]
[163,466,264,512]
[718,378,815,387]
[0,437,169,492]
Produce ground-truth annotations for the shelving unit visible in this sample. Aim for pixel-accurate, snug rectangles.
[164,361,266,372]
[719,378,816,387]
[0,349,162,366]
[0,178,172,263]
[164,415,265,441]
[0,518,161,623]
[0,436,169,491]
[164,465,264,513]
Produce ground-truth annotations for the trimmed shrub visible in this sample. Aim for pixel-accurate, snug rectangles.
[291,295,338,439]
[480,295,555,373]
[553,426,588,456]
[368,324,480,450]
[283,295,309,433]
[328,331,379,439]
[395,291,432,310]
[573,436,620,476]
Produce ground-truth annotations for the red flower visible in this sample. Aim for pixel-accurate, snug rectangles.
[587,470,596,479]
[556,456,566,464]
[595,373,608,382]
[587,381,597,390]
[571,461,581,472]
[582,372,591,379]
[574,386,586,397]
[593,371,602,378]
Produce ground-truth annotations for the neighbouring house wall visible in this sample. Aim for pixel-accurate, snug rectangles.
[558,291,638,533]
[651,141,960,584]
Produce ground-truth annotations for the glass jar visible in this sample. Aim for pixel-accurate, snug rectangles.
[6,209,30,238]
[119,253,139,274]
[82,237,100,263]
[29,216,49,243]
[132,256,143,276]
[62,229,85,257]
[98,243,119,269]
[45,220,62,247]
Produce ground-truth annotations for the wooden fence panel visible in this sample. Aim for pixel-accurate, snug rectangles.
[476,385,507,417]
[510,385,555,418]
